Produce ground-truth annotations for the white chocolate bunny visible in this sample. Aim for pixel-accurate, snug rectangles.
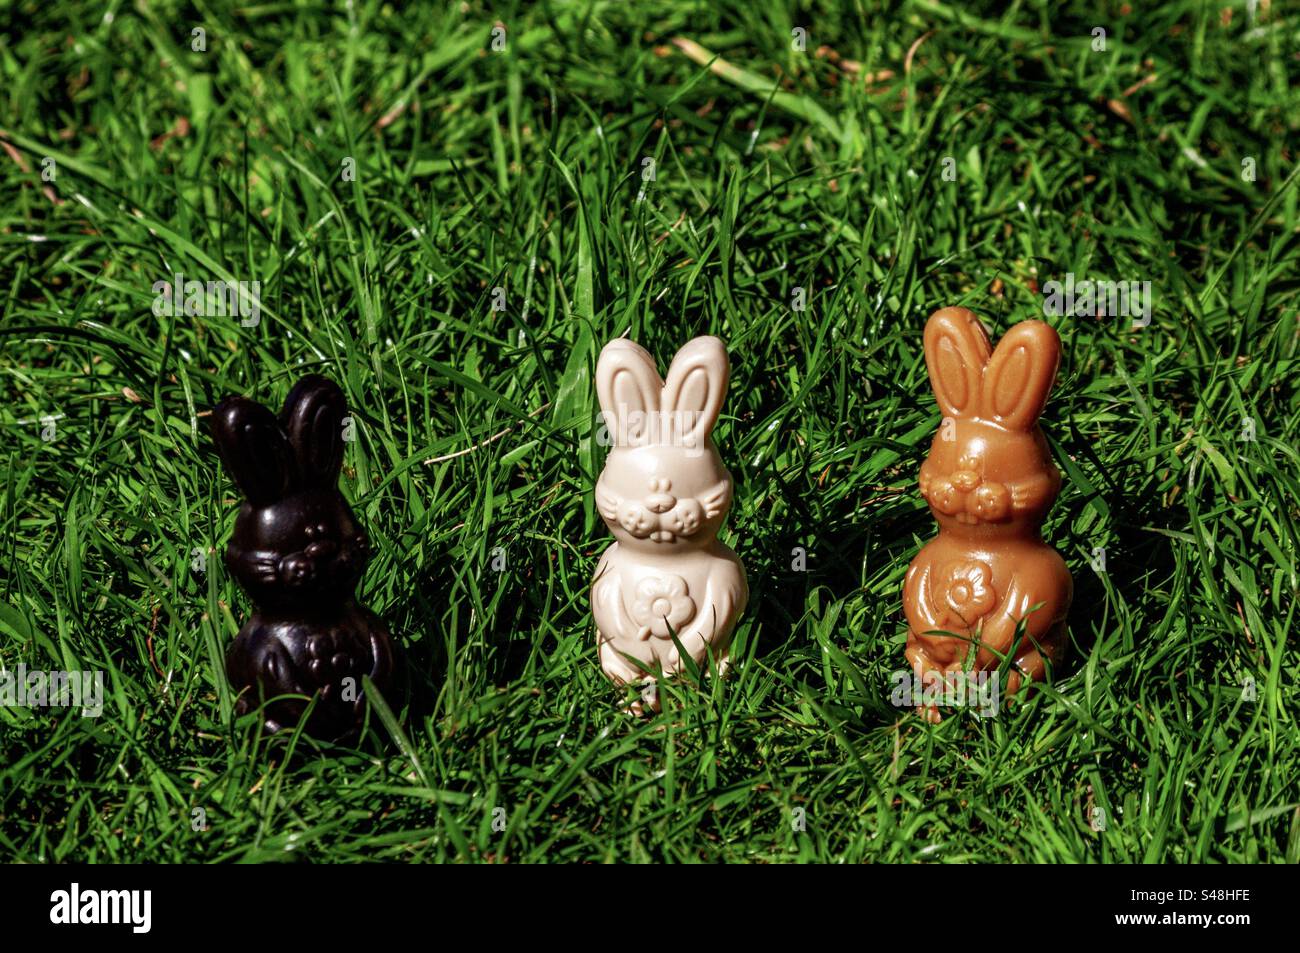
[591,336,748,710]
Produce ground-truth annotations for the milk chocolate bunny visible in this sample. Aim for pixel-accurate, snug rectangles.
[592,336,748,711]
[211,375,393,740]
[903,309,1072,717]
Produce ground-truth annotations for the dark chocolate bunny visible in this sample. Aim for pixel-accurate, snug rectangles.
[210,375,392,741]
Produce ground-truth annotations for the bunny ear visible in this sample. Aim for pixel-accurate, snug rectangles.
[210,396,294,505]
[923,307,993,419]
[280,375,347,489]
[662,336,728,449]
[982,320,1061,430]
[596,338,662,447]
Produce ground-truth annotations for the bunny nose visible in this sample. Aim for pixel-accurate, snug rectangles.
[951,469,980,492]
[645,492,676,513]
[645,476,675,512]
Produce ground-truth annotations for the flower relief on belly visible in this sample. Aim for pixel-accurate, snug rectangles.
[932,559,997,629]
[630,573,696,640]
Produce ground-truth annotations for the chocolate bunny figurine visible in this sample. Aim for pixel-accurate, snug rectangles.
[592,336,748,712]
[211,375,393,740]
[903,309,1072,719]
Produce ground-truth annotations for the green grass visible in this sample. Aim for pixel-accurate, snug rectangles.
[1,0,1297,863]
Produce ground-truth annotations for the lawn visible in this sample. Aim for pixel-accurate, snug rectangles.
[1,0,1297,863]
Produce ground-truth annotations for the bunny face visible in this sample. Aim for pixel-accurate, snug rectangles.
[212,375,370,610]
[920,420,1060,531]
[595,336,735,554]
[597,444,733,552]
[227,490,371,608]
[919,309,1063,535]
